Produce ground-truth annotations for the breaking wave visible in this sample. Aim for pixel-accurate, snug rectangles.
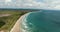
[21,10,60,32]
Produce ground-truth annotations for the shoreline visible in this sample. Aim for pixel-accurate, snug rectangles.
[10,12,31,32]
[20,12,31,32]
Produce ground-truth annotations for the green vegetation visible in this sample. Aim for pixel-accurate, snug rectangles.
[0,10,28,32]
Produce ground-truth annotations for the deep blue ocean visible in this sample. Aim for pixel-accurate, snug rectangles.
[21,10,60,32]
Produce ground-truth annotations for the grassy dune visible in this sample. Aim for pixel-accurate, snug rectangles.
[0,11,28,32]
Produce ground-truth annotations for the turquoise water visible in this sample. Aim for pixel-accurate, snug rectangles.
[21,10,60,32]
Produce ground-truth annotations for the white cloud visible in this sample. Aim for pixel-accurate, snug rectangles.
[0,0,46,8]
[54,5,60,9]
[0,0,60,9]
[0,0,22,8]
[24,3,33,7]
[44,0,60,9]
[5,0,12,3]
[22,0,47,8]
[51,1,60,9]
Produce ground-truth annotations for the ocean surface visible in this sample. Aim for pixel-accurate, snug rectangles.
[21,10,60,32]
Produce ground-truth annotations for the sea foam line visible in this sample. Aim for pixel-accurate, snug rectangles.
[20,12,32,32]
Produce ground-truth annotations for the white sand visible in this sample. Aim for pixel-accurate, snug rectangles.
[10,13,31,32]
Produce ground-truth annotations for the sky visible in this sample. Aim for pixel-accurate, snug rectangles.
[0,0,60,9]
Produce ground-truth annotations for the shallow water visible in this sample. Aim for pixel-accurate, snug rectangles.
[21,10,60,32]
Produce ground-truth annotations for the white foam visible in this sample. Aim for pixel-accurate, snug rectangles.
[29,22,33,25]
[21,29,26,32]
[20,12,32,32]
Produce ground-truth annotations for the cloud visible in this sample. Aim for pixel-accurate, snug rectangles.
[0,0,60,9]
[43,0,60,9]
[0,0,46,8]
[5,0,12,3]
[22,0,47,9]
[0,0,22,8]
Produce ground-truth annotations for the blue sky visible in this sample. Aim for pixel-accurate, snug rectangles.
[0,0,60,9]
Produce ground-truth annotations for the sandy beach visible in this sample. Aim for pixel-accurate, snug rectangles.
[10,13,30,32]
[10,17,20,32]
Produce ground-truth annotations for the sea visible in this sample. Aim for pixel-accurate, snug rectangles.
[21,10,60,32]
